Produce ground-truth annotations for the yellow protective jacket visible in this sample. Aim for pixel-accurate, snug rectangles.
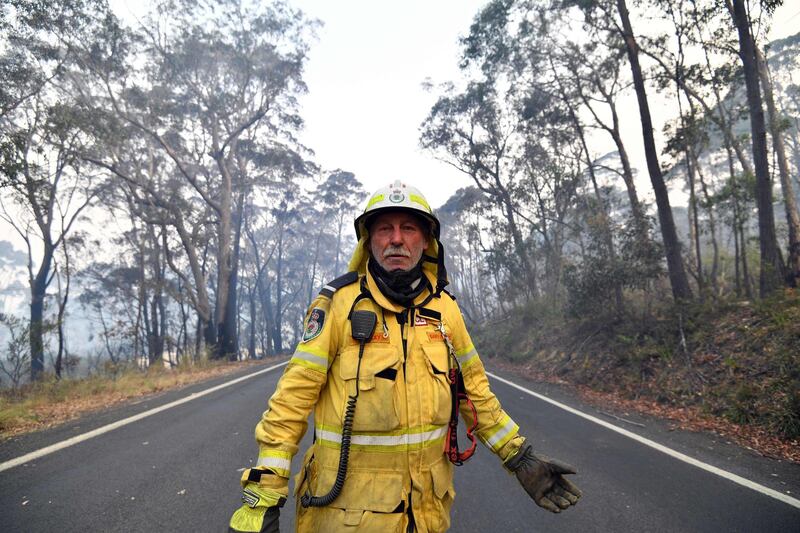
[250,240,524,532]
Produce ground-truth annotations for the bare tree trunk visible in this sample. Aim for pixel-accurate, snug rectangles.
[730,0,786,296]
[733,209,742,297]
[177,278,189,360]
[693,152,720,295]
[739,221,754,299]
[248,281,257,359]
[617,0,692,301]
[500,188,536,297]
[29,240,54,381]
[54,246,70,379]
[222,190,245,361]
[686,149,704,296]
[273,221,285,354]
[213,151,234,360]
[756,46,800,285]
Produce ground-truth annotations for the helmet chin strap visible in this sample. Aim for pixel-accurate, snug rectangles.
[421,238,449,297]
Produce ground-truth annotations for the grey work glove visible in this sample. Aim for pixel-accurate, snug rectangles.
[505,444,582,513]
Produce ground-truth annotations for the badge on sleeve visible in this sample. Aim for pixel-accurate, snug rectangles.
[302,308,326,342]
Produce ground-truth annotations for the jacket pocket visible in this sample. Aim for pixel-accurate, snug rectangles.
[421,343,453,426]
[316,467,405,513]
[430,456,456,532]
[339,345,401,432]
[294,448,316,497]
[303,467,406,533]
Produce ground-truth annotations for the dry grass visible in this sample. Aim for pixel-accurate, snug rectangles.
[0,357,283,440]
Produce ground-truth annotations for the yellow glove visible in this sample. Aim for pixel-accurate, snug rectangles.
[229,469,288,533]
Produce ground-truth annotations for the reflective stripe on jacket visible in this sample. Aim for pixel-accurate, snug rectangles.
[254,266,524,532]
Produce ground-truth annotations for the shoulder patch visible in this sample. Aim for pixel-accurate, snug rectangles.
[319,271,359,298]
[302,307,326,342]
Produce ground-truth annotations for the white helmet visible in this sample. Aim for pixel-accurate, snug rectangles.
[354,180,440,239]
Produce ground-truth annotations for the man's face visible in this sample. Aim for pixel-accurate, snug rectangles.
[368,211,429,272]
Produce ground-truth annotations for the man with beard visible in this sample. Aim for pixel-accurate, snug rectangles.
[230,181,581,532]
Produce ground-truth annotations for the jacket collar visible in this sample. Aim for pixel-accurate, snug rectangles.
[365,265,438,313]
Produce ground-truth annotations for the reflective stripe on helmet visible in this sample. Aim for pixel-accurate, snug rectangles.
[409,194,431,211]
[365,194,385,210]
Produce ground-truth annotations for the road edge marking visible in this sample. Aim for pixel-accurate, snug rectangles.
[487,371,800,510]
[0,361,289,474]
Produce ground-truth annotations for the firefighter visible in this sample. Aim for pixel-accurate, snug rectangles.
[229,180,581,532]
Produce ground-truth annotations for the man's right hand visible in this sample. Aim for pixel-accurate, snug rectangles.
[229,483,285,533]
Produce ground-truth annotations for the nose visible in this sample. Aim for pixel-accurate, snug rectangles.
[389,225,403,245]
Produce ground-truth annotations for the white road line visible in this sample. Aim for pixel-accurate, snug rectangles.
[487,371,800,510]
[0,361,289,474]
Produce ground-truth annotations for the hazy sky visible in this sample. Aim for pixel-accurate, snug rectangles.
[64,1,800,210]
[289,0,488,207]
[286,0,800,208]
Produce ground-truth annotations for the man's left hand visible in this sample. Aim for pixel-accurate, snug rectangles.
[505,444,582,513]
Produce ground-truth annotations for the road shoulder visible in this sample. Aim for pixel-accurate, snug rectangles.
[484,358,800,501]
[0,358,287,463]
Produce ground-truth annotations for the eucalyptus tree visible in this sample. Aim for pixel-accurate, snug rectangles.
[728,0,786,295]
[317,170,366,276]
[651,0,794,295]
[438,186,498,322]
[563,0,693,301]
[0,0,120,380]
[755,46,800,286]
[421,81,539,299]
[85,0,314,358]
[555,38,649,235]
[636,0,758,296]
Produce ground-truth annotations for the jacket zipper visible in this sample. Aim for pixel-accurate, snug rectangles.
[397,309,408,375]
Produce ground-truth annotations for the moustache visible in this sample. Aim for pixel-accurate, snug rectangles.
[383,246,410,258]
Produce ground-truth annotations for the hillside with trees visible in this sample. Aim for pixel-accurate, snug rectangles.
[421,0,800,455]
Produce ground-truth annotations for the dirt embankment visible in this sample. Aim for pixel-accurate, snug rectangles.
[473,289,800,463]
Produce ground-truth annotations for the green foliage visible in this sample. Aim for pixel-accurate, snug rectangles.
[563,215,663,317]
[0,313,32,389]
[724,384,759,424]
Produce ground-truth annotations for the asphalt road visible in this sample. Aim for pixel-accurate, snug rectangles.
[1,359,798,532]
